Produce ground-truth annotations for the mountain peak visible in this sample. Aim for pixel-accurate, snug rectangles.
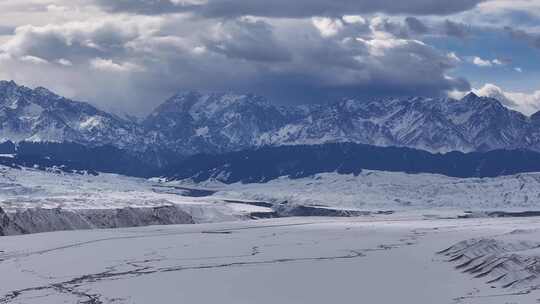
[170,90,203,100]
[461,92,479,101]
[0,80,22,94]
[33,86,57,97]
[0,81,62,100]
[0,80,17,87]
[171,90,263,99]
[530,110,540,121]
[0,81,144,150]
[459,91,510,111]
[158,91,269,113]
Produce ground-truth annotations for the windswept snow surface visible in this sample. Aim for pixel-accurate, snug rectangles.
[2,216,540,303]
[442,228,540,294]
[3,163,540,236]
[0,165,271,224]
[194,170,540,212]
[4,165,540,220]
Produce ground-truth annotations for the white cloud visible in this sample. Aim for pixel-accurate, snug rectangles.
[57,58,73,66]
[450,83,540,116]
[0,17,161,59]
[20,55,48,64]
[46,4,68,13]
[90,58,144,72]
[342,15,366,25]
[471,56,506,67]
[478,0,540,18]
[312,17,344,37]
[447,52,461,63]
[472,56,492,67]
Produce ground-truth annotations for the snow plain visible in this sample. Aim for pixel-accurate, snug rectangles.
[2,216,540,303]
[3,166,540,303]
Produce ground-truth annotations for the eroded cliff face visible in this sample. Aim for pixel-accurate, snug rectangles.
[0,206,194,236]
[0,207,25,235]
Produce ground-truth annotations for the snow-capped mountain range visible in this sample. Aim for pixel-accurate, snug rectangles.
[263,93,532,153]
[1,80,539,156]
[0,81,146,151]
[143,88,540,155]
[143,91,303,155]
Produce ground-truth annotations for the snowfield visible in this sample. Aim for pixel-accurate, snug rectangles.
[3,165,540,303]
[0,165,273,234]
[2,216,540,303]
[189,170,540,211]
[3,165,540,232]
[0,165,211,211]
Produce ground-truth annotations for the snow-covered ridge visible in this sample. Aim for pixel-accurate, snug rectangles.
[0,81,145,151]
[3,80,540,157]
[142,91,298,155]
[5,162,540,235]
[0,165,275,235]
[189,170,540,211]
[145,91,540,155]
[4,162,540,217]
[441,229,540,293]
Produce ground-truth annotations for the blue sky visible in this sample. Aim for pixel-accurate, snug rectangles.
[430,28,539,91]
[0,0,539,115]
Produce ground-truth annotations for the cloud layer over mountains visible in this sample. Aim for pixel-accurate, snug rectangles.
[0,0,538,115]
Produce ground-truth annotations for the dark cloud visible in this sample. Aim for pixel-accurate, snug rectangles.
[90,0,489,17]
[0,14,469,115]
[371,17,410,39]
[88,0,185,15]
[505,26,540,49]
[0,26,14,35]
[203,19,292,62]
[443,20,470,38]
[384,17,472,39]
[405,17,429,34]
[369,17,473,40]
